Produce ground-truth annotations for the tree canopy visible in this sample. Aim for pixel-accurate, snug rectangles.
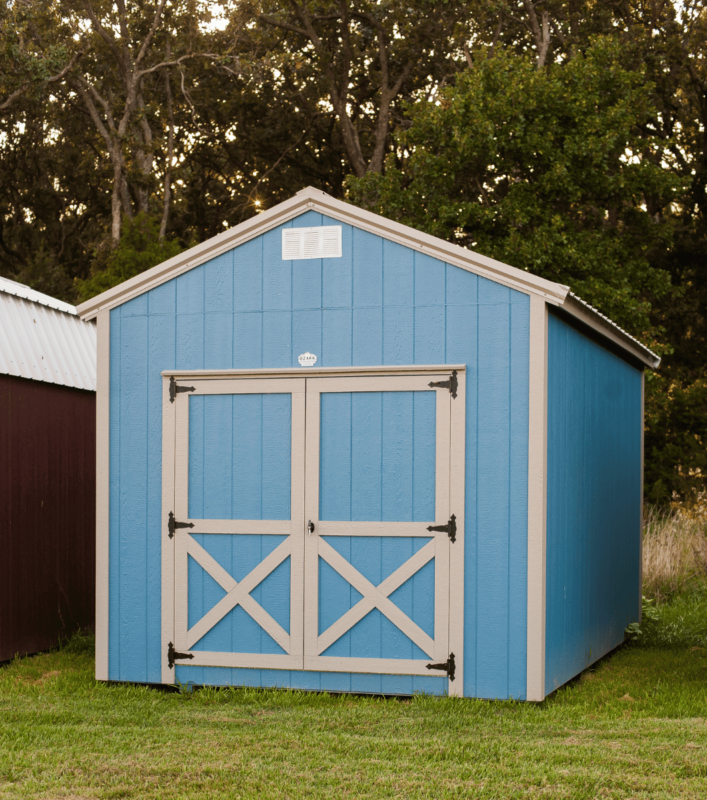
[1,0,705,503]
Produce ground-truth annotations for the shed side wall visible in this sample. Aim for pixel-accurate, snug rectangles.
[109,210,530,698]
[0,374,96,661]
[545,313,642,695]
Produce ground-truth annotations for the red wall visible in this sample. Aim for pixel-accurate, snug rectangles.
[0,374,95,661]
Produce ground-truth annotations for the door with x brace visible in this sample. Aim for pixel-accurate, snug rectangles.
[303,374,463,686]
[164,377,305,675]
[163,370,463,690]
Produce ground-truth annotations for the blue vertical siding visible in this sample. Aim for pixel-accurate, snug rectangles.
[109,208,530,697]
[545,314,642,696]
[317,389,436,663]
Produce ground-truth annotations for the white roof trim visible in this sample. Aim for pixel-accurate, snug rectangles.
[75,186,659,368]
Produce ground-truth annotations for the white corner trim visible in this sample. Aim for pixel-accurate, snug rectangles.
[76,187,568,321]
[527,295,548,702]
[95,309,110,681]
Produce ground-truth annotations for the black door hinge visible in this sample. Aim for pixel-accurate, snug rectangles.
[426,652,455,681]
[169,376,195,403]
[428,370,458,399]
[168,511,194,539]
[168,641,194,669]
[427,514,457,543]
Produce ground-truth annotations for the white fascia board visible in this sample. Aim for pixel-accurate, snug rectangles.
[76,187,569,320]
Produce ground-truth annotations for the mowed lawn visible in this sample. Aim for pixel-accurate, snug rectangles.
[1,637,706,799]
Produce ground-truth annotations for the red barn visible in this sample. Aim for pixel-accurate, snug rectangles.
[0,277,96,661]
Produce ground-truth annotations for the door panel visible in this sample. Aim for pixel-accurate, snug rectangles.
[304,375,454,677]
[319,391,436,522]
[188,393,292,520]
[170,377,305,671]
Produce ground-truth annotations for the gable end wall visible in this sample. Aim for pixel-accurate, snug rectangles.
[107,209,530,699]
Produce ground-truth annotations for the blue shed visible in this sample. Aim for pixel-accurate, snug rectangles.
[76,188,659,701]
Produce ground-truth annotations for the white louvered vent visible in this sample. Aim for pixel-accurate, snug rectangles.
[282,226,342,260]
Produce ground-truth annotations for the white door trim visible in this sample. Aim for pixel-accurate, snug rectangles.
[163,364,467,380]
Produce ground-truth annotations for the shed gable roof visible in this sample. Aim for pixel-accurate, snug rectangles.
[76,187,659,368]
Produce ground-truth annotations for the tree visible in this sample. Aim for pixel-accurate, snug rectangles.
[244,0,473,177]
[76,212,182,301]
[348,37,680,337]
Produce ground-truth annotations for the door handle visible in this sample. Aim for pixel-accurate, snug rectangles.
[307,520,315,536]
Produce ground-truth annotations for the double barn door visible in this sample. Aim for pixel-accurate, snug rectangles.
[161,368,465,694]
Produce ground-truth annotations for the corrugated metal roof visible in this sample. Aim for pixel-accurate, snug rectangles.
[0,281,96,391]
[0,275,78,315]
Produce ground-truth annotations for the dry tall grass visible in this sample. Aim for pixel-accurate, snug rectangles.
[643,502,707,602]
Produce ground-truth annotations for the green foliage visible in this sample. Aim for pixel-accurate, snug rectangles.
[348,37,680,337]
[645,375,707,505]
[624,597,660,642]
[76,214,184,302]
[629,585,707,650]
[1,1,705,501]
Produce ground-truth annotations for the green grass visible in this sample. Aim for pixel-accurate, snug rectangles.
[1,630,707,799]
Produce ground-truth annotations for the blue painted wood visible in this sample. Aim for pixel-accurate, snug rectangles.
[352,308,383,366]
[322,215,353,309]
[292,212,322,310]
[188,533,289,655]
[263,223,292,311]
[317,389,437,661]
[476,299,511,699]
[508,302,529,700]
[292,310,322,367]
[381,392,414,520]
[415,252,446,307]
[117,314,149,681]
[383,240,414,307]
[108,211,530,698]
[319,391,435,523]
[233,238,262,311]
[146,314,175,682]
[352,392,381,521]
[545,314,642,696]
[383,307,413,365]
[415,306,445,365]
[322,309,352,366]
[413,393,436,521]
[183,389,292,660]
[353,228,382,307]
[189,393,291,520]
[175,665,447,695]
[444,268,478,697]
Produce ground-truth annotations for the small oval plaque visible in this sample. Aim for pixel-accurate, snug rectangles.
[298,352,317,367]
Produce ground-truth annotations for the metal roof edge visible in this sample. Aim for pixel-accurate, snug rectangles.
[76,187,569,320]
[0,276,78,315]
[560,293,660,370]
